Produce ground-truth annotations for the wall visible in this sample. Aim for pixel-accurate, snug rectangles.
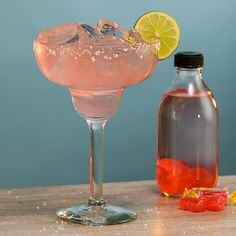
[0,0,235,188]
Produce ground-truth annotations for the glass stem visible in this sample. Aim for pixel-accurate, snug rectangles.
[87,119,106,208]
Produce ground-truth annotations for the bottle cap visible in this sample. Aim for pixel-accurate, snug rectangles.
[174,52,204,68]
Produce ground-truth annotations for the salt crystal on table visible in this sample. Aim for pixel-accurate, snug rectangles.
[58,226,64,231]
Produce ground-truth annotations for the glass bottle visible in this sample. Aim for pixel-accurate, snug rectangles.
[156,52,219,197]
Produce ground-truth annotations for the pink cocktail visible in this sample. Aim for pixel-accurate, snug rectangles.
[34,19,158,225]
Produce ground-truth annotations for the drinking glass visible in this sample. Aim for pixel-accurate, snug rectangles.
[34,22,157,225]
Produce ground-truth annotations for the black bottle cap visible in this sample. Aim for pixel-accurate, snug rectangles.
[174,52,204,68]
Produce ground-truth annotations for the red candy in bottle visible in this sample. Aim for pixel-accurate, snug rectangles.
[157,52,219,196]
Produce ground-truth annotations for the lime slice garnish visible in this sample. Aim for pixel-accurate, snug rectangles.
[134,11,180,59]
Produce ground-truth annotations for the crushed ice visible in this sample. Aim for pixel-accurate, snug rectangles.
[37,19,159,63]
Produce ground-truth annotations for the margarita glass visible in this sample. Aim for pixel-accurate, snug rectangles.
[34,20,158,225]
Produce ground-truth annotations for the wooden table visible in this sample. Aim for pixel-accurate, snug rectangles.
[0,176,236,236]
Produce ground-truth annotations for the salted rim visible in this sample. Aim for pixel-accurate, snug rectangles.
[34,37,155,49]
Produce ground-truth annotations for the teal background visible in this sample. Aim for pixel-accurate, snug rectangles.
[0,0,235,188]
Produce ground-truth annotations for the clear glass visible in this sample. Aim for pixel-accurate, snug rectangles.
[157,67,219,197]
[34,37,157,225]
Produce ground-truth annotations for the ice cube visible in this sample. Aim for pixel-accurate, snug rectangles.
[74,23,102,45]
[79,24,101,40]
[97,19,126,35]
[96,19,127,44]
[65,33,79,44]
[99,23,116,35]
[38,22,79,44]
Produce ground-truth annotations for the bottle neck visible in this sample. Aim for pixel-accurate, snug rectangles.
[176,67,202,78]
[168,67,208,93]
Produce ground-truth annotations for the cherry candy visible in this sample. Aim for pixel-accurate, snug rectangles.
[179,196,205,212]
[179,189,228,212]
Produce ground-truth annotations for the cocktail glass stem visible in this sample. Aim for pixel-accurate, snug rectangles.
[87,119,106,208]
[56,90,136,225]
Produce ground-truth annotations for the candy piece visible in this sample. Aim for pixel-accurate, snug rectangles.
[189,167,215,187]
[157,158,187,173]
[187,198,205,212]
[199,189,228,199]
[169,179,190,195]
[157,158,192,194]
[179,196,205,212]
[157,176,172,195]
[200,189,227,211]
[179,188,228,213]
[166,164,191,180]
[156,165,168,177]
[179,197,189,211]
[204,195,226,211]
[183,188,200,198]
[157,158,217,195]
[229,190,236,206]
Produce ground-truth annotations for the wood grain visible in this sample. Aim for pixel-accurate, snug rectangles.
[0,176,236,236]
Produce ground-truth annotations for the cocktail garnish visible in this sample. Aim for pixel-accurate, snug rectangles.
[134,11,180,59]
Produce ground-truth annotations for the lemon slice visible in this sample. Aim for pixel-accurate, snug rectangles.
[134,11,180,59]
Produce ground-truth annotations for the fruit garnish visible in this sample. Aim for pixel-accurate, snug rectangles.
[134,11,180,59]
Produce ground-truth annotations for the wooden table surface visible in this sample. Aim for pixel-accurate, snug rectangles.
[0,176,236,236]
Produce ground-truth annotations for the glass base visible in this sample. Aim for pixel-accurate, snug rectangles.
[57,204,137,226]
